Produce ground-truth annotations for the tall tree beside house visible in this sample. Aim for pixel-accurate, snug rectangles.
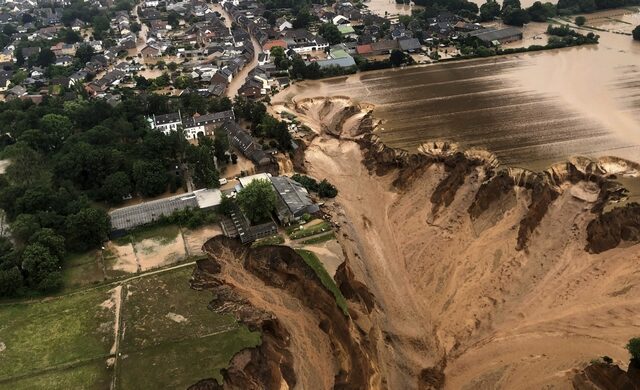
[318,23,342,45]
[390,49,407,67]
[236,179,276,224]
[36,48,56,68]
[92,15,110,39]
[75,44,95,64]
[185,138,220,189]
[132,160,169,197]
[64,207,110,252]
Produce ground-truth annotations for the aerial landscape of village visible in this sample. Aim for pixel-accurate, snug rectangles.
[0,0,639,387]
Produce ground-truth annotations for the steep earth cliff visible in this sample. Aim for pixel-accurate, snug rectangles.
[266,97,640,389]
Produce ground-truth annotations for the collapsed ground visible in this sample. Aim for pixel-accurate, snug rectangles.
[263,96,640,389]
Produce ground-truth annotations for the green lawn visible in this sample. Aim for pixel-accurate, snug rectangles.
[120,268,240,351]
[114,224,181,246]
[295,249,349,316]
[62,251,105,290]
[288,221,332,240]
[0,288,114,381]
[1,258,261,389]
[301,232,336,245]
[117,267,261,387]
[117,327,260,389]
[251,234,285,247]
[3,360,111,390]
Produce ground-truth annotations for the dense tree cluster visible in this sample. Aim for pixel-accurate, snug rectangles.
[556,0,639,13]
[0,93,232,297]
[236,179,276,224]
[233,97,292,152]
[291,174,339,198]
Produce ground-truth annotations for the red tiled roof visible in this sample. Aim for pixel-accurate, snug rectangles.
[263,40,288,51]
[356,44,373,55]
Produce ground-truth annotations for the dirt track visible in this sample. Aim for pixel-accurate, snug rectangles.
[272,97,640,389]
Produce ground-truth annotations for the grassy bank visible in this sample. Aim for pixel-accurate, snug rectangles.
[295,249,349,316]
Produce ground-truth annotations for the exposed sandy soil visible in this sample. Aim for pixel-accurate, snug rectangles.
[297,239,345,278]
[201,240,338,389]
[134,235,186,271]
[271,97,640,389]
[105,241,139,274]
[183,224,223,255]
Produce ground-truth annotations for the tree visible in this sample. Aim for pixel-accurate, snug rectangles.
[92,15,110,39]
[41,114,73,150]
[236,179,276,224]
[503,7,531,26]
[627,338,640,361]
[292,9,312,28]
[218,193,234,216]
[186,142,219,189]
[575,16,587,25]
[168,12,180,29]
[101,172,131,204]
[633,25,640,41]
[214,133,229,163]
[76,44,95,64]
[64,207,110,251]
[0,267,23,296]
[390,49,407,67]
[36,48,56,67]
[133,160,169,197]
[527,1,553,22]
[318,23,342,45]
[502,0,522,12]
[30,228,66,259]
[3,24,17,36]
[318,179,338,198]
[21,243,62,292]
[480,0,501,21]
[11,214,41,243]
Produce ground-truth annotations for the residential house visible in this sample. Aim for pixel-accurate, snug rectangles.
[148,112,183,134]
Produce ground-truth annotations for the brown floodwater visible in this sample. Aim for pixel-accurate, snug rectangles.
[277,12,640,173]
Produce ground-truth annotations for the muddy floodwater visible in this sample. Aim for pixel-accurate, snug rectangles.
[278,12,640,173]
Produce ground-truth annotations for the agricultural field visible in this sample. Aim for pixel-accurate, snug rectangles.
[0,266,260,389]
[0,287,115,388]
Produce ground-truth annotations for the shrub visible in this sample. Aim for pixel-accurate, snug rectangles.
[627,337,640,361]
[575,16,586,26]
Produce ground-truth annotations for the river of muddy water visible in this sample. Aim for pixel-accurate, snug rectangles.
[279,14,640,167]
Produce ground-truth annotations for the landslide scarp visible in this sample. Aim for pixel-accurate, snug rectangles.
[189,236,377,390]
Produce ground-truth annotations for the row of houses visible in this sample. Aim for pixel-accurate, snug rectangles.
[147,109,236,139]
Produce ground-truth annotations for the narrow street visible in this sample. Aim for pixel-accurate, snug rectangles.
[211,3,263,98]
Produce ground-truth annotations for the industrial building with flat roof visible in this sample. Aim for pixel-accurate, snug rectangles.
[109,188,221,233]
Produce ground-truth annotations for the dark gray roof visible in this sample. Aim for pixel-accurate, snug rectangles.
[468,27,523,43]
[270,176,319,218]
[194,110,235,125]
[154,112,182,125]
[110,193,198,231]
[398,38,421,51]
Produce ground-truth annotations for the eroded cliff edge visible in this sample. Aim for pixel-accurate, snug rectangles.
[187,236,378,390]
[279,96,640,388]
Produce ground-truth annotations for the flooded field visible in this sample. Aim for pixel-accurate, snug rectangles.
[278,14,640,172]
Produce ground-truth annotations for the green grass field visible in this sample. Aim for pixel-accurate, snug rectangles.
[62,251,105,290]
[295,249,349,316]
[1,265,261,389]
[301,232,336,245]
[251,234,285,247]
[116,267,261,388]
[288,221,332,240]
[118,327,259,388]
[0,288,114,382]
[5,360,111,390]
